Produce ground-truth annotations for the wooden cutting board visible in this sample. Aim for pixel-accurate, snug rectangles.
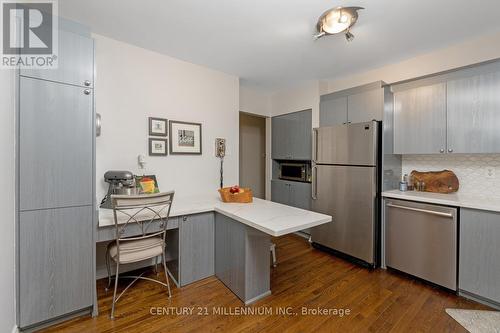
[410,170,459,193]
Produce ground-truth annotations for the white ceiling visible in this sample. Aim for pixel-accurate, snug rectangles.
[59,0,500,91]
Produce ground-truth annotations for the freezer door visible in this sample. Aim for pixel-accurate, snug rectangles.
[314,121,377,166]
[311,165,376,264]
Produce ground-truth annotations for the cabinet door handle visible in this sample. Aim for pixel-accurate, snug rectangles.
[84,80,91,86]
[440,149,445,153]
[84,89,91,95]
[448,148,453,153]
[183,216,188,222]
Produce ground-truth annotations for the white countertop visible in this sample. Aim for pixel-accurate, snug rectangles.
[382,190,500,213]
[98,195,332,237]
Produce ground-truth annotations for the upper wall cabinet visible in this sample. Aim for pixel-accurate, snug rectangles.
[347,88,383,124]
[447,72,500,153]
[393,83,447,154]
[393,61,500,154]
[320,96,347,126]
[320,82,384,127]
[20,30,94,87]
[272,109,312,160]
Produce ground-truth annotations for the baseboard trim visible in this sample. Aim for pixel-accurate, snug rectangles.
[459,290,500,310]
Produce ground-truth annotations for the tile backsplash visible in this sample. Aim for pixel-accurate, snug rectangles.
[402,154,500,198]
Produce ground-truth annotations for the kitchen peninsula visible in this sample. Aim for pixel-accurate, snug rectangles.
[98,195,332,308]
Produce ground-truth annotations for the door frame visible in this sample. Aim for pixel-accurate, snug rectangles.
[239,111,270,200]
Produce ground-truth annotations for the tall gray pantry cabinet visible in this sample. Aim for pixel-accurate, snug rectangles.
[16,25,95,329]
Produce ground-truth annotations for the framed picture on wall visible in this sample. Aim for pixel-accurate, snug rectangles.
[169,120,202,155]
[149,138,168,156]
[149,117,168,136]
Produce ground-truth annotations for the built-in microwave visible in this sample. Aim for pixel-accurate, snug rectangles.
[279,162,311,183]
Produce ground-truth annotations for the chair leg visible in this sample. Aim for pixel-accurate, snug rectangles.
[105,248,112,292]
[110,261,120,320]
[154,256,159,275]
[161,250,172,298]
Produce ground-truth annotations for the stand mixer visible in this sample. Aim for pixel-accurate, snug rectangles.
[100,170,138,208]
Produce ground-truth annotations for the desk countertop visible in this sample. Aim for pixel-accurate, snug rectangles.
[98,195,332,237]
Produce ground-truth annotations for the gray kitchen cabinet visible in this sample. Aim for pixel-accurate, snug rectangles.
[447,71,500,153]
[393,83,447,154]
[16,22,95,330]
[459,209,500,306]
[179,212,215,286]
[320,96,348,126]
[347,88,383,123]
[19,77,93,211]
[271,179,311,210]
[19,206,93,328]
[320,82,385,127]
[289,181,312,210]
[271,179,289,205]
[21,29,94,87]
[271,109,312,160]
[271,115,289,160]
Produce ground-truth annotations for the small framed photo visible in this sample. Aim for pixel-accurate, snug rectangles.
[149,117,168,136]
[169,120,202,155]
[149,138,168,156]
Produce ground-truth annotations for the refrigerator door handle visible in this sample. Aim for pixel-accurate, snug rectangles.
[312,128,318,163]
[311,165,318,200]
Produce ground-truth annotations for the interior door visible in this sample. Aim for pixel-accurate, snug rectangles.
[239,113,266,198]
[311,165,376,264]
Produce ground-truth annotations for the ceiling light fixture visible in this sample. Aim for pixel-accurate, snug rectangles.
[314,6,363,42]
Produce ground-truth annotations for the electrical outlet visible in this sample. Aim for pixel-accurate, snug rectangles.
[485,167,496,179]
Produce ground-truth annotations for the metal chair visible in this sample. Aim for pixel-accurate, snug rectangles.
[105,191,174,319]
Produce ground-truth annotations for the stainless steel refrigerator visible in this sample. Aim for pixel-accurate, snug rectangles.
[311,121,380,267]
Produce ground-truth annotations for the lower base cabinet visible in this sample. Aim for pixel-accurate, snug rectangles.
[19,206,93,328]
[459,208,500,306]
[271,179,311,210]
[179,212,215,286]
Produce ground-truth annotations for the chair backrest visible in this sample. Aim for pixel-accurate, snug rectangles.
[111,191,175,243]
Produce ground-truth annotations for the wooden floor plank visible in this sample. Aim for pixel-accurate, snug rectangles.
[41,234,489,333]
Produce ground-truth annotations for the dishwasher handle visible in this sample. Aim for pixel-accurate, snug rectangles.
[386,203,454,218]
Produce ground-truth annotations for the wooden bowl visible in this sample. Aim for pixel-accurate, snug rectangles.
[218,187,253,203]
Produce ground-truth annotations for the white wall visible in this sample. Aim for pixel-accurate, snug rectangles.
[94,34,239,277]
[94,34,239,200]
[270,81,320,127]
[0,69,17,332]
[239,86,271,117]
[324,30,500,93]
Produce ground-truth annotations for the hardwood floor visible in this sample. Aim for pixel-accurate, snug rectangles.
[43,234,488,333]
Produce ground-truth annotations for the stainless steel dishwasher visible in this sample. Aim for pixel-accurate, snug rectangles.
[385,199,457,290]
